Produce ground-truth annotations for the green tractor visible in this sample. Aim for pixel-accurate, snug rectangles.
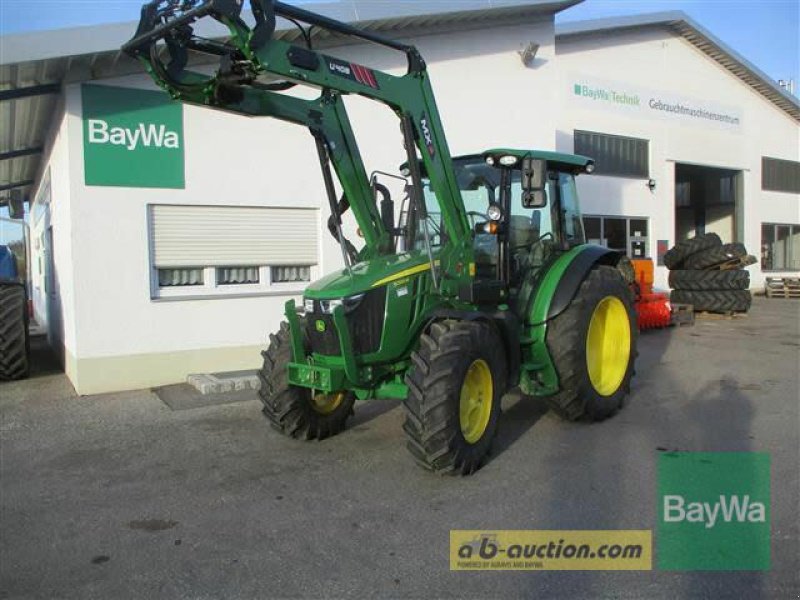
[125,0,637,474]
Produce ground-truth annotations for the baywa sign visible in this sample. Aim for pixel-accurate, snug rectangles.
[82,84,185,188]
[571,75,742,132]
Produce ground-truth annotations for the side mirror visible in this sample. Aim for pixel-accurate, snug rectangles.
[521,157,547,208]
[522,190,547,208]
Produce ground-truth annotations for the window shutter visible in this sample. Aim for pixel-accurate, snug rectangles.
[574,130,649,178]
[149,205,319,268]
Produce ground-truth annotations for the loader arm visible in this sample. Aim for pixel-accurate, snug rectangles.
[123,0,471,259]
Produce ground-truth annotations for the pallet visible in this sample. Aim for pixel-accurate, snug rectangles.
[670,302,695,327]
[695,310,748,320]
[765,277,800,299]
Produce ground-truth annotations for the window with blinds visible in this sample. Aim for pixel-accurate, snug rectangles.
[762,157,800,194]
[574,130,649,178]
[148,205,319,297]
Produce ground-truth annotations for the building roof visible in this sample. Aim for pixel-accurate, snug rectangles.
[556,11,800,123]
[2,4,798,208]
[0,0,582,208]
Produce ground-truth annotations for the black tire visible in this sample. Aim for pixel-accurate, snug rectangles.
[403,320,506,475]
[258,321,355,440]
[663,233,722,270]
[0,284,29,381]
[669,269,750,291]
[616,255,636,286]
[670,290,752,313]
[545,266,638,422]
[683,243,747,270]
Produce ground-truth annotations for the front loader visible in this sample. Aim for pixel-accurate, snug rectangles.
[124,0,638,475]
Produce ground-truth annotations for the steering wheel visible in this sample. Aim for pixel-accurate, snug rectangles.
[511,231,553,252]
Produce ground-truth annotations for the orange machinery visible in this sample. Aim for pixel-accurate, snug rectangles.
[631,258,672,330]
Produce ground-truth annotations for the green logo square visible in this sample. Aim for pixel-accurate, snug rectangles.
[657,452,770,570]
[573,83,582,96]
[82,84,185,189]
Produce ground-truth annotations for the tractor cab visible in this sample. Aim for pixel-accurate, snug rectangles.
[412,149,595,303]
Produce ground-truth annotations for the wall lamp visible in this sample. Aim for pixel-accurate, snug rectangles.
[518,42,539,68]
[647,179,657,192]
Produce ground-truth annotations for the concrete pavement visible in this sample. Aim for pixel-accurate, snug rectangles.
[1,297,798,599]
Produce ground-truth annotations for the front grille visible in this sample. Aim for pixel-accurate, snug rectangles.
[304,287,387,356]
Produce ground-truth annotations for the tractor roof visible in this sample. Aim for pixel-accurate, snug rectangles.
[481,148,594,171]
[401,149,593,177]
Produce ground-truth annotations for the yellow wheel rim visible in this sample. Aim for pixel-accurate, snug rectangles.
[311,391,346,415]
[586,296,632,396]
[459,359,493,444]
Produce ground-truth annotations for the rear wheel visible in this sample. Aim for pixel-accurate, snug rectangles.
[403,320,506,475]
[0,284,29,381]
[545,266,637,421]
[258,322,355,440]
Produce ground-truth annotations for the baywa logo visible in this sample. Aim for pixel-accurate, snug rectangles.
[657,452,770,570]
[87,119,180,151]
[82,84,185,189]
[663,494,766,529]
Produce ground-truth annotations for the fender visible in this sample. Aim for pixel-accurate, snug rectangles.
[519,244,622,397]
[547,245,622,320]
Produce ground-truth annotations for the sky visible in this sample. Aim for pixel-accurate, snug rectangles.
[0,0,798,85]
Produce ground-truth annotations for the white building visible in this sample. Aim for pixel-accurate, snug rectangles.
[1,1,798,395]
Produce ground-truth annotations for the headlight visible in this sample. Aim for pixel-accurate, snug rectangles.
[342,293,365,313]
[486,203,503,221]
[303,298,315,313]
[585,162,595,174]
[499,155,518,167]
[319,298,343,314]
[319,294,365,314]
[485,156,495,166]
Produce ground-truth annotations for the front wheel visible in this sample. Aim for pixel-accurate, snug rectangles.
[545,265,638,421]
[403,320,507,475]
[258,322,355,440]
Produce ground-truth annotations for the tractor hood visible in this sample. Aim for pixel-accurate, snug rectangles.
[304,252,434,300]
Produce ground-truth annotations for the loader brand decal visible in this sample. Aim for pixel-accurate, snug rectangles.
[325,56,379,89]
[658,452,770,570]
[82,84,185,188]
[450,530,652,570]
[420,114,435,158]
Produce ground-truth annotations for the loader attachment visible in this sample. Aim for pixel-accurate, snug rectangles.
[122,0,425,96]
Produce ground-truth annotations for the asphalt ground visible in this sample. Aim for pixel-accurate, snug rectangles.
[1,297,798,599]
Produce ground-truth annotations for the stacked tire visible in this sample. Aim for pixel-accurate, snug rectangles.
[664,233,752,313]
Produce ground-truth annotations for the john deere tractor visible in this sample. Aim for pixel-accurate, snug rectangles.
[125,0,637,474]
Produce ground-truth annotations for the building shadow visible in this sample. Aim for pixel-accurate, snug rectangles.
[25,333,62,379]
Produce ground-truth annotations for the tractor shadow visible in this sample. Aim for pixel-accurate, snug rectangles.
[490,389,550,458]
[349,398,401,429]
